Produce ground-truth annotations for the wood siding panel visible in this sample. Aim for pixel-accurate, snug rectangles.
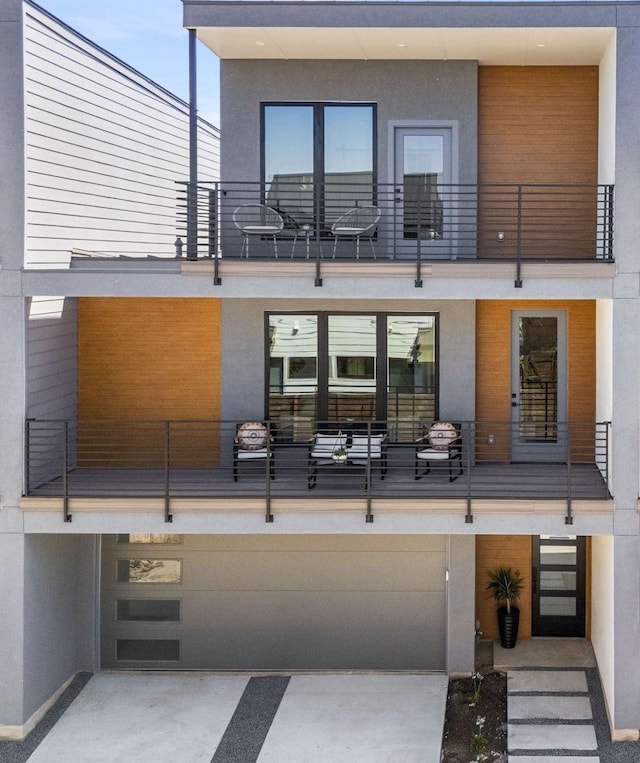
[23,6,219,267]
[478,67,599,260]
[476,535,532,641]
[78,298,221,467]
[476,301,596,460]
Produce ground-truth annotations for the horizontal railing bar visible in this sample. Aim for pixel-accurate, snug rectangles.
[26,419,612,516]
[175,180,614,267]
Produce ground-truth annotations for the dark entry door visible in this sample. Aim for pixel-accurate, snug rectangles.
[532,535,586,637]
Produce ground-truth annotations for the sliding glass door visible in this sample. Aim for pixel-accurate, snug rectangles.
[267,312,437,440]
[262,103,376,230]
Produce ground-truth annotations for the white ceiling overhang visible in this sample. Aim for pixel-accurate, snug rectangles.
[195,26,614,63]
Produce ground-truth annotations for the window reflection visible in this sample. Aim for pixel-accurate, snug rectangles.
[518,317,558,440]
[117,534,182,544]
[267,313,438,440]
[117,559,182,584]
[387,316,436,439]
[269,315,318,442]
[403,135,444,240]
[328,315,376,420]
[263,104,375,228]
[324,106,374,224]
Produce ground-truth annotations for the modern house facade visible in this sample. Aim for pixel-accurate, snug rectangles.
[3,0,640,746]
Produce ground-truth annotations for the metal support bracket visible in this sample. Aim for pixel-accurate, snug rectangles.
[63,495,72,523]
[565,498,573,525]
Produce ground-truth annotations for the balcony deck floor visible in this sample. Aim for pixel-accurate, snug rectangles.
[28,459,610,502]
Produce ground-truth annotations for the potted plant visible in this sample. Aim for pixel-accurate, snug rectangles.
[331,430,348,463]
[332,444,348,463]
[486,566,524,649]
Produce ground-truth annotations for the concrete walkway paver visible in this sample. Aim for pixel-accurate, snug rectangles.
[509,723,598,751]
[508,695,593,720]
[508,669,588,694]
[508,668,599,761]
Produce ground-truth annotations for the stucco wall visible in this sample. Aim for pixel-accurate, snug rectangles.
[590,535,615,729]
[23,535,98,721]
[220,59,477,185]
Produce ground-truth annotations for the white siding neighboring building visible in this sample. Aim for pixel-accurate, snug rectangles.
[23,1,219,267]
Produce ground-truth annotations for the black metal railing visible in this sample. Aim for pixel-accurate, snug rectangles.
[176,181,614,282]
[25,418,611,524]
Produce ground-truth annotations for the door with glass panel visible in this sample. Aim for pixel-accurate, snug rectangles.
[511,310,567,462]
[532,536,586,637]
[394,127,452,257]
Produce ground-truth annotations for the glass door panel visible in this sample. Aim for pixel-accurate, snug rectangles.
[263,106,315,225]
[386,315,437,441]
[394,127,452,257]
[401,135,444,240]
[268,315,318,441]
[324,106,375,226]
[328,315,377,422]
[511,311,567,462]
[266,312,438,433]
[532,536,585,637]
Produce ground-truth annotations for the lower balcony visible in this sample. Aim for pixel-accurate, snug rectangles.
[24,419,612,524]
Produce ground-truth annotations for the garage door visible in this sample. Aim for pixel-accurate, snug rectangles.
[101,534,446,670]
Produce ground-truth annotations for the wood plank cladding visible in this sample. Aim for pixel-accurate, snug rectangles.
[476,300,596,460]
[478,67,599,260]
[78,298,221,468]
[476,535,532,641]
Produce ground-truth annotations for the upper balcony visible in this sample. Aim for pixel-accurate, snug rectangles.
[177,180,614,287]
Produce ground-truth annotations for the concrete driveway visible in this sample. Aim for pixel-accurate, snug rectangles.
[22,672,448,763]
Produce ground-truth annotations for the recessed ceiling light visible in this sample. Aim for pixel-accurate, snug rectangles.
[396,42,406,47]
[536,43,547,48]
[256,41,265,46]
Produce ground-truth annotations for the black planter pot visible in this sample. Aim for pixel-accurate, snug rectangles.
[497,605,520,649]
